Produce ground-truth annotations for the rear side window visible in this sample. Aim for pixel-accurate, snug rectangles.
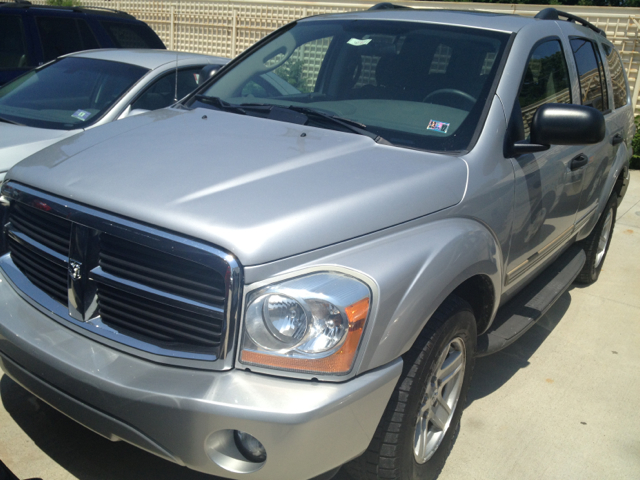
[603,44,628,109]
[0,14,32,69]
[36,17,100,62]
[570,38,608,113]
[101,21,165,49]
[518,39,571,138]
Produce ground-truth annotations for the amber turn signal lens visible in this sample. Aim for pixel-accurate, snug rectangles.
[241,297,370,375]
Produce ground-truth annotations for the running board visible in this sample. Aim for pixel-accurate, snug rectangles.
[477,245,586,357]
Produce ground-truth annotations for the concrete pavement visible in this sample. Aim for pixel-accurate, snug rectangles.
[1,171,639,480]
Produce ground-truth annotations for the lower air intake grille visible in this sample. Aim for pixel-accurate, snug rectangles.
[97,284,224,349]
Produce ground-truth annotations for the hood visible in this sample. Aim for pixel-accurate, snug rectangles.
[7,108,469,266]
[0,123,77,177]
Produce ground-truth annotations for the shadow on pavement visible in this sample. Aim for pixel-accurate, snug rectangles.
[466,289,572,406]
[0,375,219,480]
[1,290,573,480]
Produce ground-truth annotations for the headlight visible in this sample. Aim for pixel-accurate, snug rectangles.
[239,272,372,375]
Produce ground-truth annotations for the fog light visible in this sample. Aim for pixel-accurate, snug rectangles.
[233,430,267,463]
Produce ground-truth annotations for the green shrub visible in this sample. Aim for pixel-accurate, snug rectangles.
[632,116,640,169]
[46,0,81,6]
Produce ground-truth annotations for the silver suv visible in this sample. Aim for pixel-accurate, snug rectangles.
[0,5,633,480]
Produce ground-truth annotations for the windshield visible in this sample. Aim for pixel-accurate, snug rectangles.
[192,20,509,152]
[0,57,149,130]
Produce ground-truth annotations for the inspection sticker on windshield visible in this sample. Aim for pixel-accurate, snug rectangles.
[347,38,372,46]
[72,109,92,122]
[427,120,450,133]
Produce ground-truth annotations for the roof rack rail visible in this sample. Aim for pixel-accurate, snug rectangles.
[535,7,605,38]
[368,3,412,11]
[71,6,133,18]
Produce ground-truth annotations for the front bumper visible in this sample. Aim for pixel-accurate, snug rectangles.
[0,270,401,480]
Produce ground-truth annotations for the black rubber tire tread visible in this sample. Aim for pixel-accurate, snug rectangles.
[575,193,618,285]
[344,295,476,480]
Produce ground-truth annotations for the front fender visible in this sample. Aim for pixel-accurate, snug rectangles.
[265,217,503,374]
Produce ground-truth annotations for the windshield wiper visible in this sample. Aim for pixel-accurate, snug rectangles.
[0,116,21,126]
[194,95,246,115]
[283,105,392,145]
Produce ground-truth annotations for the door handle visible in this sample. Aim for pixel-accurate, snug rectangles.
[611,133,624,146]
[570,154,589,171]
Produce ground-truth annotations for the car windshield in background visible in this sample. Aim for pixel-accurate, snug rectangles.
[0,57,148,130]
[193,20,509,152]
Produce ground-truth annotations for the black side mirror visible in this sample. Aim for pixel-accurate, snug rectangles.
[510,103,605,156]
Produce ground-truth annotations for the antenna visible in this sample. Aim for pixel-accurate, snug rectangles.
[174,0,180,102]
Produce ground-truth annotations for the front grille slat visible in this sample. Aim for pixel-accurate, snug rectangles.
[101,239,225,289]
[9,215,70,255]
[99,256,225,305]
[10,239,68,304]
[10,203,71,256]
[99,286,224,329]
[10,239,68,284]
[100,252,224,298]
[98,285,222,348]
[14,203,71,237]
[7,204,71,307]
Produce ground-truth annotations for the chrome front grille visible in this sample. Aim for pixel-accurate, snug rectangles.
[95,234,226,351]
[0,183,241,367]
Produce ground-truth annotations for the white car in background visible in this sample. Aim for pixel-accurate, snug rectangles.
[0,49,229,182]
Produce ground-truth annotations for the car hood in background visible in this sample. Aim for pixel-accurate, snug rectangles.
[7,108,469,266]
[0,123,78,180]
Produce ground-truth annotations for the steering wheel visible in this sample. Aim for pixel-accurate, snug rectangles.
[423,89,476,106]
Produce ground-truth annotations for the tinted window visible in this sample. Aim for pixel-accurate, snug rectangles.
[570,38,608,112]
[132,67,202,111]
[198,21,509,153]
[518,40,571,138]
[603,44,628,109]
[0,14,32,69]
[0,57,148,130]
[36,17,100,62]
[101,21,165,49]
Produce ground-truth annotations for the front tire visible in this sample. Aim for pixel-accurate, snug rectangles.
[346,295,476,480]
[576,194,617,285]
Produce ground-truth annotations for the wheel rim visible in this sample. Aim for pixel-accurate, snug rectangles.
[413,337,466,464]
[595,209,614,269]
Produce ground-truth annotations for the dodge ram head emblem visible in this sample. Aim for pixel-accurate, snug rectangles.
[69,261,82,281]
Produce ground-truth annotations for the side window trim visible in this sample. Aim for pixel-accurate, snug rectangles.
[569,36,609,114]
[593,40,610,114]
[615,49,631,107]
[514,35,572,141]
[602,43,630,110]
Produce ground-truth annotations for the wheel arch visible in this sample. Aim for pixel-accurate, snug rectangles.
[345,217,503,374]
[450,274,495,335]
